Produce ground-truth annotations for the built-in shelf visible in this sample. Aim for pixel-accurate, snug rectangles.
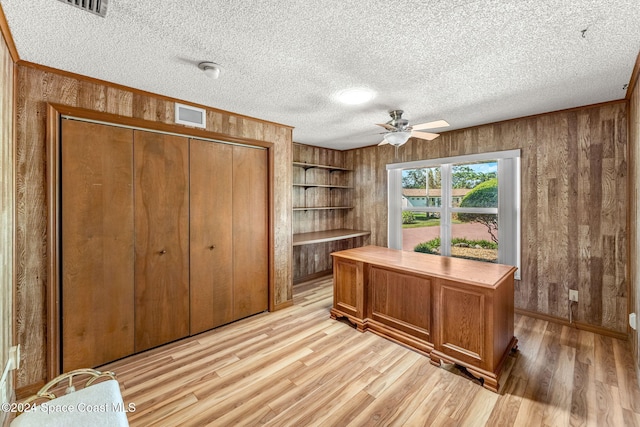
[293,206,353,211]
[293,229,371,246]
[293,162,352,210]
[293,183,353,189]
[292,160,367,247]
[293,161,352,172]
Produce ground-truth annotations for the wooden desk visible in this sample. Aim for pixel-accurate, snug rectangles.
[330,245,518,392]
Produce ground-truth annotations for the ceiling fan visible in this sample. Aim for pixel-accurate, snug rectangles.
[377,110,449,147]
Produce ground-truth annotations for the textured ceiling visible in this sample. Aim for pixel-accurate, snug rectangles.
[2,0,639,150]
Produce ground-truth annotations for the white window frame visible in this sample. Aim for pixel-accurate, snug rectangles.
[387,149,521,279]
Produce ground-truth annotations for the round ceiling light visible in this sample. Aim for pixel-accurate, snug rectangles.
[335,87,376,105]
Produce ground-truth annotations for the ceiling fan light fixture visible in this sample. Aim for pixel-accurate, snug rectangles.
[198,61,221,79]
[383,131,412,146]
[335,87,376,105]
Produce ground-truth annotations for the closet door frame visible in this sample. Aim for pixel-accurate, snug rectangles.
[46,103,275,381]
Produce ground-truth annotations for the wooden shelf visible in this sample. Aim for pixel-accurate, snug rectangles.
[293,183,353,189]
[293,162,352,172]
[293,229,371,246]
[293,206,353,211]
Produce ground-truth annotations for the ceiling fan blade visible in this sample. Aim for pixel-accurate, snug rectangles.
[411,131,440,141]
[378,139,389,146]
[376,123,397,131]
[411,120,450,131]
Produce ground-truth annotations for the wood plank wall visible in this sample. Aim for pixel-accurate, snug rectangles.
[629,60,640,383]
[0,22,14,422]
[14,64,293,390]
[344,101,628,335]
[292,143,369,282]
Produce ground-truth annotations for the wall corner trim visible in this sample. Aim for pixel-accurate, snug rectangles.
[627,50,640,100]
[0,5,20,63]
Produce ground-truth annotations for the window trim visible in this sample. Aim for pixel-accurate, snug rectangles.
[387,149,521,279]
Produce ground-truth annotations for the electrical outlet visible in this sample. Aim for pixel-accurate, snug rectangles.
[569,290,579,302]
[9,345,20,370]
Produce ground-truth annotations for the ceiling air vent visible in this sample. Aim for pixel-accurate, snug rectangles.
[57,0,108,18]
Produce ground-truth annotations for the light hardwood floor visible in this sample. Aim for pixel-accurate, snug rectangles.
[102,276,640,426]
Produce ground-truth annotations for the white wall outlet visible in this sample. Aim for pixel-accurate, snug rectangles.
[569,290,579,302]
[9,345,20,370]
[630,313,638,331]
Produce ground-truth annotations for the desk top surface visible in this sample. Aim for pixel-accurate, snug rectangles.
[331,245,517,288]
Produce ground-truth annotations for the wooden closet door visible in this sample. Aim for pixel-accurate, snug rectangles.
[190,139,233,334]
[61,120,134,371]
[233,145,268,318]
[134,131,190,352]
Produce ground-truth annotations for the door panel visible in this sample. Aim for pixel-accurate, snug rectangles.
[232,146,268,319]
[333,258,361,319]
[438,282,486,365]
[134,130,190,352]
[369,266,431,342]
[61,120,134,371]
[190,139,233,334]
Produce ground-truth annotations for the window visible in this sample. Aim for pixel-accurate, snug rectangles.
[388,150,520,279]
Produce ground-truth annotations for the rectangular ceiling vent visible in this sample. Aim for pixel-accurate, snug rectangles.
[175,103,207,129]
[57,0,108,18]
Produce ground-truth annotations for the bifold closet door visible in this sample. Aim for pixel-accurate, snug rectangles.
[190,139,233,334]
[134,131,190,352]
[233,145,268,318]
[61,120,135,372]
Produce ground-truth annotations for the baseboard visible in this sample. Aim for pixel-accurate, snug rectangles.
[15,381,44,400]
[293,269,332,285]
[272,299,294,311]
[515,308,628,340]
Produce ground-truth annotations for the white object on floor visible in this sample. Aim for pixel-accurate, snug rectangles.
[10,379,129,427]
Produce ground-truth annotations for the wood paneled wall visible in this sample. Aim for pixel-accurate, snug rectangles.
[0,21,14,421]
[345,101,628,334]
[14,64,293,390]
[629,57,640,383]
[292,143,368,281]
